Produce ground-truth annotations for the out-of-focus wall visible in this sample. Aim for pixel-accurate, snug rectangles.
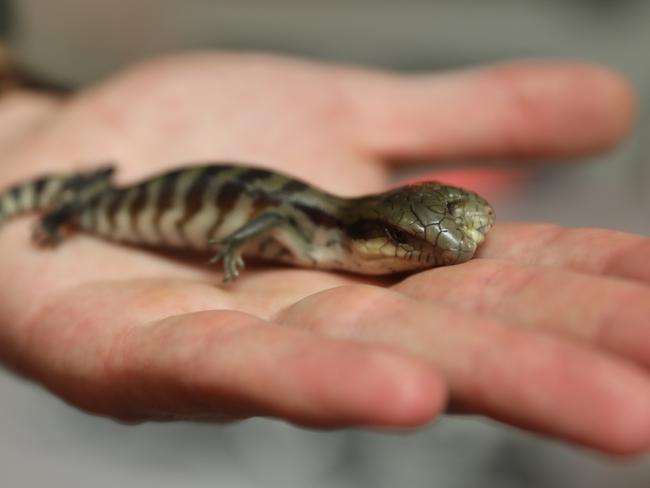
[7,0,650,86]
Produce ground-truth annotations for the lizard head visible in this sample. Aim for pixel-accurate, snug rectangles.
[343,182,495,274]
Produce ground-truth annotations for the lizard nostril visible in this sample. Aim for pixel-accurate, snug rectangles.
[446,200,463,216]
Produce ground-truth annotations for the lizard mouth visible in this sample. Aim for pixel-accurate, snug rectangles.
[457,201,495,246]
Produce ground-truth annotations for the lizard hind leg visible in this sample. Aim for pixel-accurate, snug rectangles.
[30,165,116,248]
[31,203,83,248]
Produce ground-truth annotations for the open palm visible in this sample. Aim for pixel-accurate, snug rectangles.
[0,53,647,455]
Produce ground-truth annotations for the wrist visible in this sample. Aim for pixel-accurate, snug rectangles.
[0,41,71,95]
[0,41,19,95]
[0,42,65,158]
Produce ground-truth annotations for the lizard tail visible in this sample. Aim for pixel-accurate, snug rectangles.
[0,165,115,224]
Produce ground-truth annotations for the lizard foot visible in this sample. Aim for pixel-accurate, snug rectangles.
[209,241,246,281]
[31,220,63,248]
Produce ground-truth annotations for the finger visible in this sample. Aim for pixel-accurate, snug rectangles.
[101,310,446,427]
[276,285,650,454]
[394,259,650,368]
[478,223,650,283]
[343,62,635,161]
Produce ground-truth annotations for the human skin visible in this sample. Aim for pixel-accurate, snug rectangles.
[0,52,647,455]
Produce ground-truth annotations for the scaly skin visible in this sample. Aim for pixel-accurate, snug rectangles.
[0,164,495,280]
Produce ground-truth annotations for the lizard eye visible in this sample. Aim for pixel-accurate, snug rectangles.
[384,226,412,245]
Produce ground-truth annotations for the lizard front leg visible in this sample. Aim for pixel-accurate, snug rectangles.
[209,211,288,281]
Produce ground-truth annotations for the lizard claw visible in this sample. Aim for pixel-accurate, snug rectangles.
[209,241,246,281]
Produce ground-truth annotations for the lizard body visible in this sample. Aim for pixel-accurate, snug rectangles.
[0,164,495,280]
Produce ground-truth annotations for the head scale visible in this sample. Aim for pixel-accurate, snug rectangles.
[343,182,495,274]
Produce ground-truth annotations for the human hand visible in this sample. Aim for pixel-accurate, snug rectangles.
[0,53,645,454]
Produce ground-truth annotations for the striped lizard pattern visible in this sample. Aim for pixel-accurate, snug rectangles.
[0,164,495,280]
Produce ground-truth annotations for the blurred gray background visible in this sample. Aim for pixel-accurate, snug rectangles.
[2,0,650,487]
